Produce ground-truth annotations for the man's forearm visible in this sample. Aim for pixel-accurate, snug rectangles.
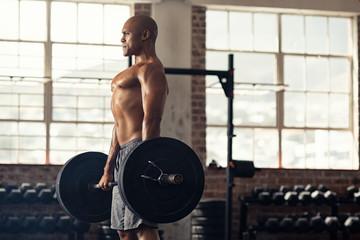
[104,145,119,174]
[104,125,120,174]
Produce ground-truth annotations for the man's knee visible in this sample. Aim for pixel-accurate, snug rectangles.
[135,225,159,240]
[118,230,135,240]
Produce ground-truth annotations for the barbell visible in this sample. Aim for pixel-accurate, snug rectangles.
[56,137,205,224]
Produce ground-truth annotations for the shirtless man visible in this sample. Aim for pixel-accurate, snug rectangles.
[98,15,168,240]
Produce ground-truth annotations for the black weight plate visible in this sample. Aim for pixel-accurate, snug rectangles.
[56,152,111,223]
[119,137,204,223]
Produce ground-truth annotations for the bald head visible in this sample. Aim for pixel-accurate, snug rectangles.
[126,15,158,43]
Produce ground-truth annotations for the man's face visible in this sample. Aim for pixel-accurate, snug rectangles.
[121,20,142,57]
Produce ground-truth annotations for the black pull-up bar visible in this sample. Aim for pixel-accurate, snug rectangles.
[164,67,233,99]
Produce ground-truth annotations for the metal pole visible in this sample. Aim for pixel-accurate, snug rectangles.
[225,54,234,240]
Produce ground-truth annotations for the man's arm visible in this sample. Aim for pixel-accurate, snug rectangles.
[140,66,168,140]
[98,125,120,190]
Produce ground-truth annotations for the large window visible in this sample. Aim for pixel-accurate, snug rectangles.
[206,10,358,169]
[0,0,130,164]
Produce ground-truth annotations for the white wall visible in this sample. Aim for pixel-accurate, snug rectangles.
[153,0,193,146]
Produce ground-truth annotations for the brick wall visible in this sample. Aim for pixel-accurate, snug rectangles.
[191,6,207,166]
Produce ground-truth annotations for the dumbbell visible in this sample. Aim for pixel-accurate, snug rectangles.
[272,191,285,205]
[5,215,21,233]
[264,217,280,233]
[252,187,272,205]
[309,215,326,232]
[56,215,74,233]
[347,185,357,198]
[295,217,310,232]
[279,185,289,193]
[325,216,340,233]
[6,183,18,193]
[347,185,360,205]
[0,187,6,204]
[73,219,91,233]
[284,191,298,205]
[21,214,38,233]
[344,216,360,234]
[20,183,32,193]
[37,214,56,233]
[298,191,312,205]
[318,184,329,192]
[304,184,316,193]
[38,188,53,204]
[34,183,53,204]
[293,185,305,193]
[20,183,38,204]
[0,214,7,232]
[6,188,23,204]
[311,190,326,205]
[279,217,294,233]
[325,190,337,205]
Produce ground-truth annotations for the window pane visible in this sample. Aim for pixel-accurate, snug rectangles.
[50,123,112,164]
[0,150,17,164]
[305,16,328,54]
[254,13,278,52]
[51,2,77,42]
[206,92,227,125]
[235,53,276,84]
[0,0,19,39]
[233,128,253,161]
[53,108,77,121]
[306,93,328,127]
[330,58,350,93]
[306,57,329,91]
[305,130,329,169]
[281,15,304,53]
[206,11,228,50]
[329,94,349,128]
[284,92,305,127]
[0,42,44,76]
[254,129,278,168]
[282,130,305,168]
[104,5,130,44]
[19,122,46,136]
[20,1,46,41]
[229,12,252,50]
[20,94,43,107]
[329,131,354,169]
[206,51,229,89]
[206,127,227,166]
[19,150,45,164]
[78,3,103,43]
[329,17,352,55]
[234,92,276,126]
[20,107,43,120]
[284,55,305,90]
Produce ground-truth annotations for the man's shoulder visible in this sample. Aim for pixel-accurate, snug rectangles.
[138,61,165,76]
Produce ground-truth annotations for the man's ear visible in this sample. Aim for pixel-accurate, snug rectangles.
[142,29,151,40]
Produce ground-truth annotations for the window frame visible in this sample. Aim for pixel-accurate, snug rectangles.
[0,0,132,165]
[205,9,358,169]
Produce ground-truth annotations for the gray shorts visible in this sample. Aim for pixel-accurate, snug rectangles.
[111,138,158,231]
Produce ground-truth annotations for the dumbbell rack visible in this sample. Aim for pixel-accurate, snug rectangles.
[0,182,90,240]
[239,187,360,240]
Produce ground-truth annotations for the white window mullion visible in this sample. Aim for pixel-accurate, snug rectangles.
[44,0,52,164]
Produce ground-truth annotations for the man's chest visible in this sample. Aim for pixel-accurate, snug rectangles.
[111,68,141,91]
